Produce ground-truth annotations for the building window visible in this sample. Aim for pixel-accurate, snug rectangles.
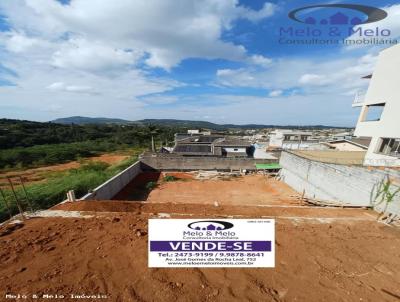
[362,103,385,121]
[234,148,238,151]
[376,138,400,157]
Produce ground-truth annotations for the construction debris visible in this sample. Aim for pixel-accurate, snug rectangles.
[193,170,241,180]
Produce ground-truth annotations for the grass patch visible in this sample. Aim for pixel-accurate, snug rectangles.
[0,150,143,222]
[0,141,133,171]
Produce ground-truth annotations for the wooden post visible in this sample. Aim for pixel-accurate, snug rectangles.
[67,190,76,202]
[7,177,25,220]
[19,176,34,211]
[0,188,12,219]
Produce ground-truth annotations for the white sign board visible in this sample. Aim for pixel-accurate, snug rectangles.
[148,219,275,268]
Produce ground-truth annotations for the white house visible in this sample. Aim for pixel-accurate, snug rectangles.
[352,44,400,167]
[269,129,315,150]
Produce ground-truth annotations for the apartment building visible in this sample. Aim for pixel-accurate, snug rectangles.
[353,44,400,166]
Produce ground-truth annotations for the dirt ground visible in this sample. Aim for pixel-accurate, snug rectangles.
[0,173,399,301]
[115,173,301,206]
[0,154,129,187]
[0,201,400,302]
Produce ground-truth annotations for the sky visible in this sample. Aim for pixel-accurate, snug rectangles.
[0,0,399,126]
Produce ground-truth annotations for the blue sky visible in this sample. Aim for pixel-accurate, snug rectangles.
[0,0,399,126]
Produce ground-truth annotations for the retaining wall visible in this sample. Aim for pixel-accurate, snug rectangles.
[279,151,400,215]
[139,153,277,171]
[81,161,142,200]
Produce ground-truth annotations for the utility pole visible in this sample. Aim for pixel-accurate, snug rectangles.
[151,135,155,152]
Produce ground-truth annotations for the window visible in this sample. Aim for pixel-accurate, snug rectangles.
[362,103,385,121]
[233,148,238,151]
[376,138,400,157]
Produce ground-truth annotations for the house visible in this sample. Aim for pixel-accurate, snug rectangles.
[331,131,353,140]
[329,12,348,25]
[174,130,215,143]
[172,135,253,157]
[213,138,254,158]
[269,130,316,150]
[172,135,221,156]
[352,44,400,166]
[308,138,371,152]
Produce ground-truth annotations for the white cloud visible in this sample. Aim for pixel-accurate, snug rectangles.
[51,38,141,72]
[269,89,283,97]
[216,53,378,95]
[248,54,272,67]
[47,82,65,90]
[4,32,41,53]
[298,74,330,86]
[0,0,276,70]
[139,95,178,105]
[46,82,93,93]
[238,2,276,22]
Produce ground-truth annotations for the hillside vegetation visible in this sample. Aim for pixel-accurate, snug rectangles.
[0,153,142,222]
[0,118,184,222]
[0,119,180,169]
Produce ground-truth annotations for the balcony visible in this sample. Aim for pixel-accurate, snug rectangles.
[352,90,366,107]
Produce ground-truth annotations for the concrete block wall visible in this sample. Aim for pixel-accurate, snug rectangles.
[81,161,142,200]
[279,151,400,215]
[139,153,276,171]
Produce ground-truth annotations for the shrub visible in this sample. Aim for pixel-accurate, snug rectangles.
[145,181,158,191]
[163,175,178,182]
[80,161,110,172]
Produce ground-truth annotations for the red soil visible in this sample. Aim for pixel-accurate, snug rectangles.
[0,202,399,302]
[1,174,399,301]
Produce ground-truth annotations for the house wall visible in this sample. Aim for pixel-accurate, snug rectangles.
[223,147,246,153]
[281,141,316,150]
[279,151,400,215]
[354,44,400,166]
[269,134,283,147]
[140,153,276,171]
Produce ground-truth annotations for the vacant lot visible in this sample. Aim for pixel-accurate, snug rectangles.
[1,174,399,302]
[115,173,300,206]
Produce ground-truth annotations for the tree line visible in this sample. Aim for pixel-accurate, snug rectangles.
[0,119,181,169]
